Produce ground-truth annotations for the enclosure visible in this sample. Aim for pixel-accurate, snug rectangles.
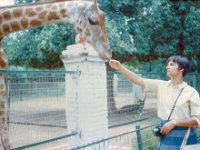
[0,70,198,150]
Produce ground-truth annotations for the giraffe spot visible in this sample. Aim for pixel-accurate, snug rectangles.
[77,27,83,33]
[11,21,20,31]
[21,18,28,28]
[31,20,43,27]
[2,117,5,123]
[39,11,47,19]
[84,29,91,36]
[2,11,11,20]
[0,84,4,90]
[0,15,2,24]
[0,111,3,116]
[48,12,59,21]
[60,9,68,17]
[13,8,22,18]
[0,32,3,40]
[0,91,5,96]
[60,9,65,14]
[3,126,7,131]
[87,40,91,44]
[26,8,36,17]
[2,24,10,33]
[100,34,107,42]
[0,101,5,109]
[36,6,43,12]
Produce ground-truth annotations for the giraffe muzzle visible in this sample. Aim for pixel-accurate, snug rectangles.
[99,49,112,61]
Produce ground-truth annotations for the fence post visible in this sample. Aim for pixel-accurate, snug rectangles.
[136,125,143,150]
[61,43,109,150]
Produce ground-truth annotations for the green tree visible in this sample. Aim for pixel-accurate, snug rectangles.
[115,0,200,71]
[100,0,200,113]
[2,23,75,69]
[100,0,136,62]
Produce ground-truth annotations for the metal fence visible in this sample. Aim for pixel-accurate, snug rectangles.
[5,71,73,150]
[71,124,158,150]
[0,70,198,149]
[72,125,200,150]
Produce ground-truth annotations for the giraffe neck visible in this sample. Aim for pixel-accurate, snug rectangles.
[0,1,90,40]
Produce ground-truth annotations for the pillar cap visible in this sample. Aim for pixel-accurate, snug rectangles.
[60,43,106,63]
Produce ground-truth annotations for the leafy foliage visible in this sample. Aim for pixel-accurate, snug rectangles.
[2,23,75,69]
[102,0,200,71]
[100,0,136,62]
[2,0,200,71]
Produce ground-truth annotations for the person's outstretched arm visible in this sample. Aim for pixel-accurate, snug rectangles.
[109,59,145,88]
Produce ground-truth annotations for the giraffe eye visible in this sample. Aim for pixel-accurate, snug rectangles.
[88,18,99,25]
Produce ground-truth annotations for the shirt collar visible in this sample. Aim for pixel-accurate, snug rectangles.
[167,80,188,89]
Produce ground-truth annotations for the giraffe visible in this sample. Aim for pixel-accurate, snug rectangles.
[0,0,112,60]
[0,0,112,149]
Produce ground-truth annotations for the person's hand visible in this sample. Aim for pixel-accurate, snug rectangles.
[109,59,122,71]
[160,120,176,135]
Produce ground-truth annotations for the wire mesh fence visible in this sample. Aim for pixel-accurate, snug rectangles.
[107,71,158,130]
[2,70,158,149]
[0,70,198,149]
[71,124,158,150]
[4,71,73,149]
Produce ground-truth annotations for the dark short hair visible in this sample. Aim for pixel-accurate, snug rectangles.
[167,55,189,77]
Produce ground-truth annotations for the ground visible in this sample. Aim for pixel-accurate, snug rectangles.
[6,92,158,150]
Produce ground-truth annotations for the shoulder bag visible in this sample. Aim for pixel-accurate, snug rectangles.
[180,128,200,150]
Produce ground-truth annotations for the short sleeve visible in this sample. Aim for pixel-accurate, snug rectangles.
[192,116,200,127]
[143,78,162,93]
[190,90,200,117]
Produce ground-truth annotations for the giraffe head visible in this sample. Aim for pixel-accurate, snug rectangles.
[74,0,112,61]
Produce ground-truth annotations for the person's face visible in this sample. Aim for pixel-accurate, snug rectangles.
[166,60,183,78]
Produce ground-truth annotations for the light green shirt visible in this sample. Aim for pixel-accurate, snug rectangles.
[143,79,200,124]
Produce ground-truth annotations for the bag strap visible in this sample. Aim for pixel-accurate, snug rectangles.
[180,128,191,149]
[167,87,185,121]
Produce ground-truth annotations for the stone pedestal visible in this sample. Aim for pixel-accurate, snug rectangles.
[61,43,108,149]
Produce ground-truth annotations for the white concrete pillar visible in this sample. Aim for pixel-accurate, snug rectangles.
[61,43,108,149]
